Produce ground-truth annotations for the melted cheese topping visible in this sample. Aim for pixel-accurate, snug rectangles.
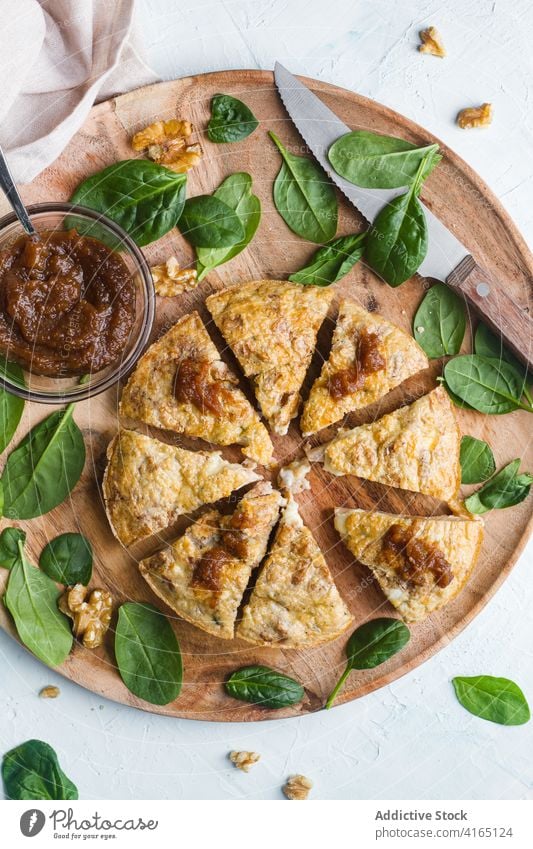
[278,458,311,494]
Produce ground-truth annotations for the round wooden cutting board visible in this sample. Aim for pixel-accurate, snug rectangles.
[1,71,532,721]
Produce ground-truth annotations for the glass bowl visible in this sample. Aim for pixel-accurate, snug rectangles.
[0,203,155,403]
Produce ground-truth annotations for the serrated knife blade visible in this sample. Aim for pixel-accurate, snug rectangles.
[273,62,533,370]
[273,62,468,280]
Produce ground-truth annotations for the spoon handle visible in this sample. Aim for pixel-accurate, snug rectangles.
[0,145,35,235]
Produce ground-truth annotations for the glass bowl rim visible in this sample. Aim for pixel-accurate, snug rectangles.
[0,202,155,404]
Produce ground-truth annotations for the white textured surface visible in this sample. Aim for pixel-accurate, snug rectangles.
[2,0,533,800]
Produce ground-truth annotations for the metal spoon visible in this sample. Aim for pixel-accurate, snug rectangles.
[0,143,36,235]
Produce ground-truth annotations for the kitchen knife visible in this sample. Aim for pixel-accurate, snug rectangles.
[274,62,533,370]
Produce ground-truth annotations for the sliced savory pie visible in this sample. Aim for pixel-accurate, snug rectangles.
[206,280,332,434]
[301,300,428,435]
[237,496,353,647]
[324,386,461,502]
[139,482,282,639]
[103,429,260,546]
[334,507,484,622]
[120,312,272,466]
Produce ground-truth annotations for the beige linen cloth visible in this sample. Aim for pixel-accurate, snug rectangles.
[0,0,158,184]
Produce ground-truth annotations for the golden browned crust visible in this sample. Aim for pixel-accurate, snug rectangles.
[335,508,484,622]
[237,497,353,647]
[324,386,461,502]
[206,280,332,434]
[139,483,282,639]
[120,312,272,466]
[301,300,428,435]
[102,429,259,547]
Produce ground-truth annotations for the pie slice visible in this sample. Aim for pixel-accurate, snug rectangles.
[334,507,484,622]
[139,482,282,639]
[206,280,333,435]
[237,496,353,647]
[120,312,273,466]
[323,386,461,502]
[102,429,260,547]
[300,300,428,435]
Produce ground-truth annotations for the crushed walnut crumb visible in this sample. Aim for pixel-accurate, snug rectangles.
[418,26,446,57]
[457,103,493,129]
[132,118,203,173]
[59,584,113,649]
[229,751,261,772]
[39,685,60,699]
[283,774,313,800]
[151,256,198,297]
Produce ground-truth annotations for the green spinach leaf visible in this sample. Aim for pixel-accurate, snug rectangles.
[1,403,85,519]
[475,323,530,401]
[179,195,245,248]
[71,160,187,247]
[269,131,338,243]
[207,94,259,143]
[413,283,466,357]
[326,618,410,709]
[443,355,532,414]
[115,603,182,705]
[0,527,26,570]
[364,154,429,287]
[5,540,73,666]
[460,436,496,484]
[225,665,304,709]
[475,323,526,373]
[288,232,365,286]
[452,676,530,725]
[39,533,92,586]
[328,130,441,189]
[465,459,533,514]
[2,739,78,800]
[196,173,261,279]
[0,363,24,453]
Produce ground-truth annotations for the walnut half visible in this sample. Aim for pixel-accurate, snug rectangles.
[457,103,493,129]
[229,751,261,772]
[283,774,313,800]
[418,27,446,57]
[151,256,198,297]
[59,584,113,649]
[132,119,203,173]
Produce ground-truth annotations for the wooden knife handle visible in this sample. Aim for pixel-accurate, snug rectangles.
[447,256,533,371]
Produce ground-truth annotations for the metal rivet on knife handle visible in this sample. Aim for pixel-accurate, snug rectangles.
[447,256,533,371]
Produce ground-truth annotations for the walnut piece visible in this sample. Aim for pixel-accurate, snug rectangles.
[59,584,113,649]
[418,26,446,57]
[39,685,60,699]
[457,103,493,129]
[132,119,203,173]
[229,751,261,772]
[151,256,198,297]
[283,774,313,800]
